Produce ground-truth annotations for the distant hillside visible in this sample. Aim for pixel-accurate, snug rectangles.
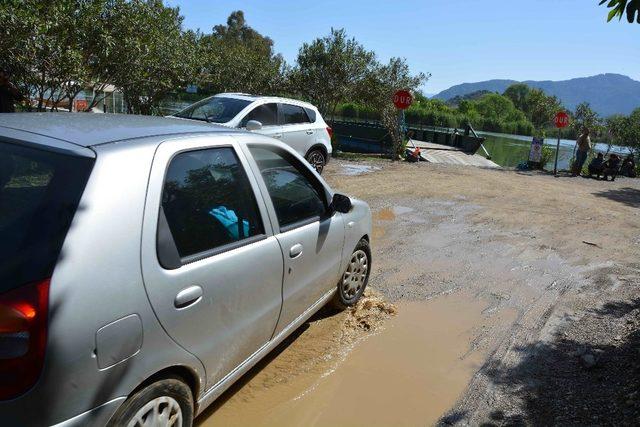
[446,90,493,107]
[433,74,640,117]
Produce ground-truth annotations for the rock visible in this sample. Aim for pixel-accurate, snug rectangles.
[581,353,597,369]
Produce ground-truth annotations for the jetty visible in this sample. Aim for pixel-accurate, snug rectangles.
[331,119,500,168]
[407,140,501,169]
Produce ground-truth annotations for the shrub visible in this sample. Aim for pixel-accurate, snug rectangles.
[540,144,554,169]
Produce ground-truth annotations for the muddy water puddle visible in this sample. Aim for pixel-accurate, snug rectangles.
[339,163,382,176]
[372,206,415,240]
[198,292,515,427]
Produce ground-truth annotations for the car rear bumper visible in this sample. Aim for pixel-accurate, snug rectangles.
[51,397,125,427]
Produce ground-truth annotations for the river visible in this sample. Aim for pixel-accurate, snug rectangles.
[477,131,631,170]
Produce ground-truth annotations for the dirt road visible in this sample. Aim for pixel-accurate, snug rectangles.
[199,158,640,426]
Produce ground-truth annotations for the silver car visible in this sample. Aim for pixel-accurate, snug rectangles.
[0,113,372,426]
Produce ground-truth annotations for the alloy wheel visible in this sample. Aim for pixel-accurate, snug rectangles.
[308,151,325,173]
[127,396,183,427]
[341,249,368,300]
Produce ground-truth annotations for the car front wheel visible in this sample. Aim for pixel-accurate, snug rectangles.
[306,149,326,174]
[332,238,371,309]
[108,376,193,427]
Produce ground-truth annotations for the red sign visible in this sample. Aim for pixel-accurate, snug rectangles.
[393,90,413,109]
[554,111,569,128]
[74,99,88,112]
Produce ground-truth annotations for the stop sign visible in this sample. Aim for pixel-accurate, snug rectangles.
[393,90,413,109]
[554,111,569,128]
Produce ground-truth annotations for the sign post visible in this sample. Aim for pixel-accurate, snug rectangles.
[393,90,413,153]
[553,111,569,175]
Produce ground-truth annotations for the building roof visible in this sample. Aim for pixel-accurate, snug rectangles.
[0,113,234,148]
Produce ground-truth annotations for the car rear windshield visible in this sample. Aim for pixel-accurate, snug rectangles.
[173,97,252,123]
[0,141,94,293]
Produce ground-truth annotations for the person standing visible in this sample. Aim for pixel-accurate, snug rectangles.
[0,69,24,113]
[573,127,591,176]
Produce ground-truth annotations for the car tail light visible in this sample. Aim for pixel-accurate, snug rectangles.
[0,279,50,400]
[326,126,334,139]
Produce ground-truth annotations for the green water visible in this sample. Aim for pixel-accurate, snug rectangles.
[477,131,630,170]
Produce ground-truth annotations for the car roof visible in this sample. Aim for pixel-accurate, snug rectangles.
[0,113,234,148]
[215,93,317,109]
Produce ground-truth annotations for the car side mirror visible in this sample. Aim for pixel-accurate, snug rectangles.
[331,193,352,214]
[246,120,262,131]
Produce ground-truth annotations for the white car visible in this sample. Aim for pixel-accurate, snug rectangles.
[173,93,333,173]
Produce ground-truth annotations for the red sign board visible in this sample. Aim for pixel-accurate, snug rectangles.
[74,99,88,112]
[393,90,413,109]
[554,111,569,128]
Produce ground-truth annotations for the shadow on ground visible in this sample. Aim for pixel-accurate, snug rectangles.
[593,187,640,209]
[441,298,640,426]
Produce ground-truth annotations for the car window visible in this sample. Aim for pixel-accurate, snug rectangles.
[0,142,94,292]
[240,103,278,127]
[280,103,311,125]
[173,97,251,123]
[304,107,316,122]
[161,147,264,261]
[249,146,326,229]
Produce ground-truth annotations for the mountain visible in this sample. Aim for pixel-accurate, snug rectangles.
[433,74,640,117]
[446,90,493,106]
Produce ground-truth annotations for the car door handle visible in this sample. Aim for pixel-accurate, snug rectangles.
[174,285,203,309]
[289,243,303,258]
[306,130,314,135]
[274,134,283,139]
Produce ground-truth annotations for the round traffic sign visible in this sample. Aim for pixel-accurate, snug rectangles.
[554,111,569,128]
[393,90,413,109]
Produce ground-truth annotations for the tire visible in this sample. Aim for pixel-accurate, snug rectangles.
[306,148,326,174]
[108,376,193,427]
[332,238,371,310]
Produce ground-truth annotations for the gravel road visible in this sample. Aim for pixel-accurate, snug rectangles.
[324,158,640,426]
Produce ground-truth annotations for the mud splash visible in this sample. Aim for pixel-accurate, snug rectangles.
[198,291,516,427]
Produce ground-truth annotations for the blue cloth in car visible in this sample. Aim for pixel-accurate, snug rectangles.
[208,206,249,240]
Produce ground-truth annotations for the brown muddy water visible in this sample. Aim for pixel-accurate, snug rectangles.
[197,291,516,427]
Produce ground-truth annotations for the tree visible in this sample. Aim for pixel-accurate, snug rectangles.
[288,28,375,118]
[571,102,601,135]
[0,0,197,114]
[357,58,428,158]
[503,83,531,112]
[606,109,640,155]
[0,0,93,111]
[198,11,285,95]
[599,0,640,23]
[526,89,563,133]
[99,0,197,115]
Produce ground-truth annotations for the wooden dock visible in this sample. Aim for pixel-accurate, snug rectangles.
[407,139,501,169]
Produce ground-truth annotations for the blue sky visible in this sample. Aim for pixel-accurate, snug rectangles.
[166,0,639,94]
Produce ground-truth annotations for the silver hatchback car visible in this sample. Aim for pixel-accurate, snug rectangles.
[0,114,372,426]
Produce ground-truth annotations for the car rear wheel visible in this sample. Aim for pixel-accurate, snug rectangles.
[306,149,326,174]
[108,376,193,427]
[332,238,371,309]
